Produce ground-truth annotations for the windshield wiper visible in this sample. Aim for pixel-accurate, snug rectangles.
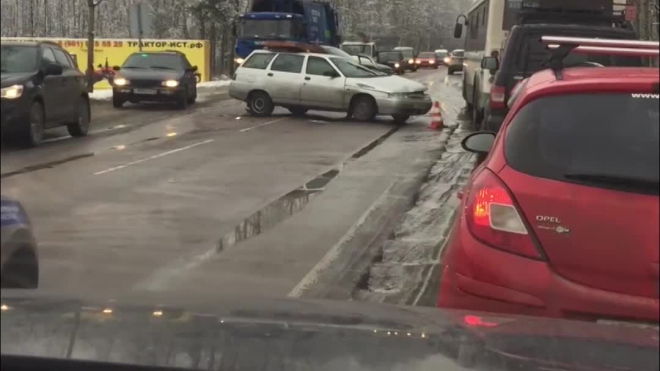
[564,173,660,189]
[149,66,176,70]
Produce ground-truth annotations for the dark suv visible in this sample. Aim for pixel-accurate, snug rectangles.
[393,47,418,72]
[112,51,199,109]
[377,51,406,75]
[480,24,640,132]
[1,41,90,147]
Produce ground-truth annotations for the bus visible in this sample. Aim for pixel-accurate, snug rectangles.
[454,0,618,124]
[453,0,510,124]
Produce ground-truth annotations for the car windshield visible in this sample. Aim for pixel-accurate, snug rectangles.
[240,19,300,39]
[505,93,659,194]
[395,48,414,58]
[330,57,380,78]
[451,50,464,57]
[341,44,374,56]
[419,52,435,58]
[378,52,402,62]
[122,54,181,70]
[0,45,38,73]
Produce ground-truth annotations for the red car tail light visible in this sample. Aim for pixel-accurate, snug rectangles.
[490,85,506,110]
[464,315,499,328]
[465,169,542,259]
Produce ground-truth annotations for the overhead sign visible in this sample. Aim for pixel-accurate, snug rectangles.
[129,3,152,39]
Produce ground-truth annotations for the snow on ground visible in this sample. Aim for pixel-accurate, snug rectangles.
[89,79,231,101]
[89,89,114,101]
[357,129,475,305]
[198,80,231,88]
[353,75,477,306]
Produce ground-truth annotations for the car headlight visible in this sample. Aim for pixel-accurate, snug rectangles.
[114,77,129,86]
[394,63,400,68]
[235,58,245,65]
[429,60,435,64]
[1,84,24,99]
[444,58,451,64]
[162,80,179,88]
[415,60,422,64]
[408,59,414,64]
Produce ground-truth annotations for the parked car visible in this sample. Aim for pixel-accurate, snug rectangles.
[377,51,406,75]
[1,196,39,289]
[1,41,90,147]
[229,51,432,123]
[321,46,393,75]
[340,41,378,59]
[112,51,198,109]
[393,47,418,72]
[435,49,449,64]
[353,55,394,75]
[446,49,465,75]
[477,24,641,132]
[437,44,659,324]
[416,52,439,69]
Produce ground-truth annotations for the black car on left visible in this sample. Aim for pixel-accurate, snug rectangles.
[376,51,406,75]
[1,41,91,147]
[112,51,198,109]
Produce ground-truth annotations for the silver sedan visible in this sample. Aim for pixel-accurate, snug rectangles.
[230,51,432,123]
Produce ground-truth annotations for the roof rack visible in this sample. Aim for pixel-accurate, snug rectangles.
[541,36,659,80]
[41,40,63,48]
[262,41,326,54]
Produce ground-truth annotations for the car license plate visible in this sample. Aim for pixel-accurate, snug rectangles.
[135,89,157,95]
[597,319,659,331]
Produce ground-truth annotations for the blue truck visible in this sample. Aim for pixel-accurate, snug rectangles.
[235,0,340,62]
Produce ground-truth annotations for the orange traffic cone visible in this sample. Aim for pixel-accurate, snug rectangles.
[429,101,444,130]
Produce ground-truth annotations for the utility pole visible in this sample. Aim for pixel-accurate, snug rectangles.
[87,0,104,93]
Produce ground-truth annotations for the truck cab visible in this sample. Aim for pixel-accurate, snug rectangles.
[236,12,306,63]
[235,0,340,62]
[340,42,378,59]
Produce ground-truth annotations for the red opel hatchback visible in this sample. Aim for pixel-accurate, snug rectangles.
[437,66,659,323]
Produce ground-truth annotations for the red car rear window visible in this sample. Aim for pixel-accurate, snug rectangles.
[504,93,659,195]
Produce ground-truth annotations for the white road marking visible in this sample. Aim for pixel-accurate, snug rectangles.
[93,139,215,175]
[239,118,285,133]
[288,181,397,298]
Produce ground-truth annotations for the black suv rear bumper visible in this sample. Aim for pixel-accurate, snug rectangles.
[483,108,507,133]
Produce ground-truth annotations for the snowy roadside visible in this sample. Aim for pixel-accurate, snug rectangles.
[88,79,231,101]
[354,130,475,306]
[351,75,477,307]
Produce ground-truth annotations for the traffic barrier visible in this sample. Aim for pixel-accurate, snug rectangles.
[429,101,444,130]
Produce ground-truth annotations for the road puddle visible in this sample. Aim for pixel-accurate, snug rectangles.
[216,126,402,251]
[217,189,322,251]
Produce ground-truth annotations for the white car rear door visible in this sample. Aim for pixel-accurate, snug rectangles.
[267,53,305,105]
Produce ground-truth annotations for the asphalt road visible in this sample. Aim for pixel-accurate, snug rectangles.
[1,67,465,303]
